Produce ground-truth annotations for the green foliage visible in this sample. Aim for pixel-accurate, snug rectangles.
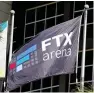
[72,83,93,92]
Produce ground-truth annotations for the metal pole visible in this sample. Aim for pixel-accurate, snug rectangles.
[92,2,94,91]
[4,10,15,92]
[80,4,89,92]
[9,10,15,63]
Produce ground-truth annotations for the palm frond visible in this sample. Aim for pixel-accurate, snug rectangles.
[71,83,93,92]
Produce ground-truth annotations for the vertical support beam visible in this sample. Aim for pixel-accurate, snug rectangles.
[59,75,66,92]
[23,11,27,44]
[30,82,32,92]
[44,5,47,30]
[34,8,37,36]
[55,2,57,25]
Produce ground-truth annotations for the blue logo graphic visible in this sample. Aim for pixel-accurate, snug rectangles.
[15,44,38,73]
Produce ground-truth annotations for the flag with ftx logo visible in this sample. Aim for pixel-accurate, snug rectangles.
[0,21,8,78]
[7,16,82,90]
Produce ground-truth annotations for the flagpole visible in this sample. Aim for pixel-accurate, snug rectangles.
[4,10,15,91]
[9,10,15,63]
[80,4,89,92]
[92,2,94,91]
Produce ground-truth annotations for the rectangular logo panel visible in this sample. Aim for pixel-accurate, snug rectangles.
[16,64,23,72]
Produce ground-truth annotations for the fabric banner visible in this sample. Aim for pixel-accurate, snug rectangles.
[7,16,82,90]
[0,21,8,78]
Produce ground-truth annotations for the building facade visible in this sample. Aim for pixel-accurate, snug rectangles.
[0,1,12,21]
[8,1,94,92]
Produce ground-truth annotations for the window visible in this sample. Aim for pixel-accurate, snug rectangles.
[69,1,93,92]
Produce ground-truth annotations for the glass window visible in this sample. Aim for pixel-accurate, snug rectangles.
[36,6,45,20]
[79,26,84,49]
[21,83,30,92]
[75,1,85,11]
[42,77,51,88]
[77,68,81,82]
[78,52,82,66]
[32,80,41,90]
[25,23,34,37]
[56,15,64,24]
[86,38,93,49]
[87,24,93,39]
[13,41,17,52]
[80,25,84,40]
[85,51,93,66]
[57,2,64,15]
[52,87,59,92]
[87,9,93,23]
[26,9,35,23]
[85,66,93,81]
[52,75,60,86]
[46,18,55,28]
[13,28,17,41]
[78,50,93,67]
[36,21,44,34]
[70,74,76,83]
[10,87,20,92]
[47,3,56,18]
